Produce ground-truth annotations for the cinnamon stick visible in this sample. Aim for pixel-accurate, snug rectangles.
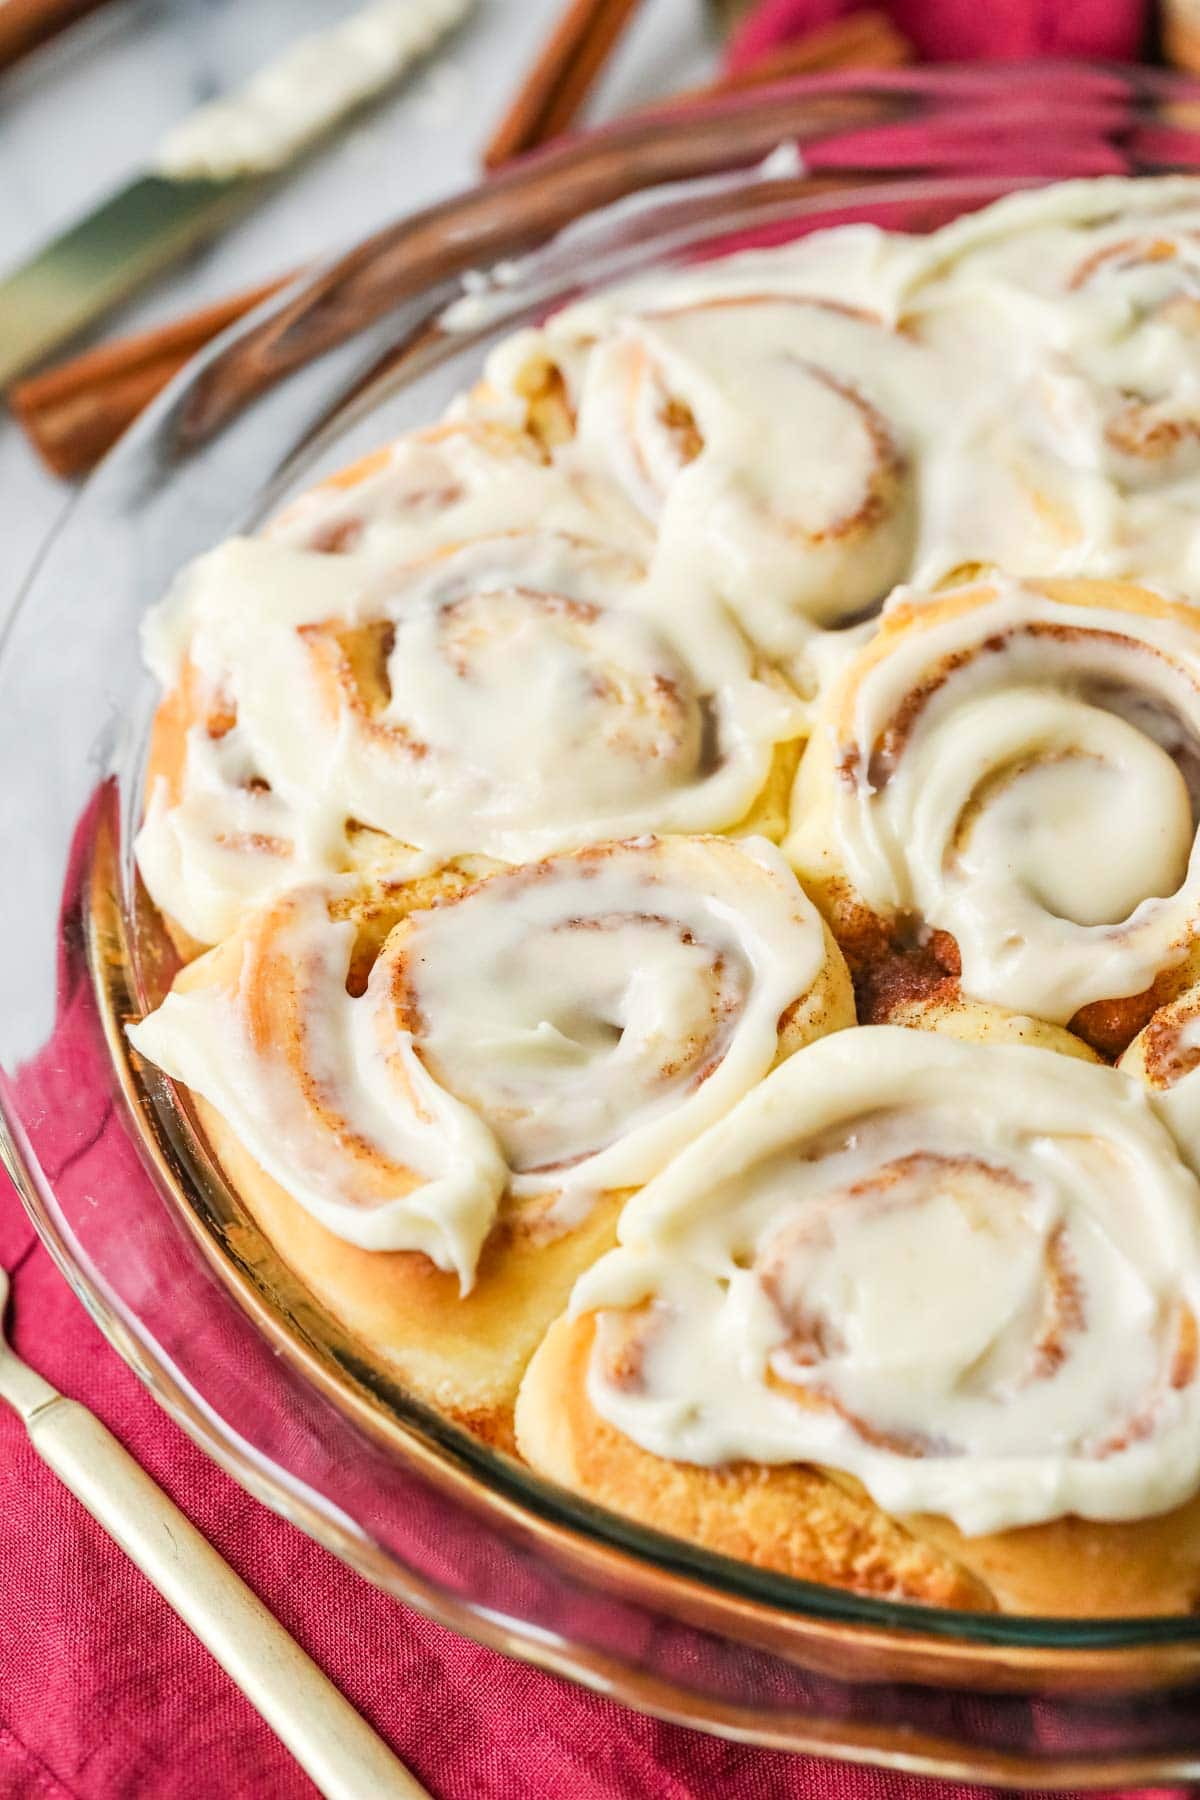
[0,0,112,72]
[10,8,912,480]
[484,6,911,169]
[482,0,645,172]
[707,10,913,90]
[1164,0,1200,73]
[9,274,293,477]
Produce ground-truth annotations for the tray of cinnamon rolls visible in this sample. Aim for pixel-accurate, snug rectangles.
[127,172,1200,1620]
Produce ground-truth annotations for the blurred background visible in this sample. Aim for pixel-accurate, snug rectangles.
[0,0,717,596]
[0,0,1182,606]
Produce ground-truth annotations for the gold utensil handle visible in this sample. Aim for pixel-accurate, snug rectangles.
[27,1396,430,1800]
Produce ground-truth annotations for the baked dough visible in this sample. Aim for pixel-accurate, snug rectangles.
[518,1313,1200,1614]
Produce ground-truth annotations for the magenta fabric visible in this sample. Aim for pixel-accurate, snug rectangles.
[724,0,1148,72]
[2,810,1190,1800]
[2,802,1195,1798]
[1,1171,1191,1800]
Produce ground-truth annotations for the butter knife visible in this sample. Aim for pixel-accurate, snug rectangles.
[0,1261,431,1800]
[0,0,475,387]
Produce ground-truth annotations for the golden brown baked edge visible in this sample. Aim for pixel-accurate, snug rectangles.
[516,1314,1200,1617]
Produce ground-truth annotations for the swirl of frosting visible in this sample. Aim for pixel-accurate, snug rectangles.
[136,527,802,944]
[128,836,851,1288]
[899,178,1200,589]
[570,1027,1200,1535]
[993,216,1200,501]
[266,418,649,562]
[488,294,923,661]
[1062,228,1200,488]
[787,576,1200,1029]
[130,878,507,1283]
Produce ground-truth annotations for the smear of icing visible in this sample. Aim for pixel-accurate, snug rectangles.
[575,1028,1200,1534]
[156,0,475,181]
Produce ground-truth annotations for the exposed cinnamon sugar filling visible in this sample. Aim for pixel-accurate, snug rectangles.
[1068,233,1185,287]
[1142,1000,1200,1087]
[135,529,802,944]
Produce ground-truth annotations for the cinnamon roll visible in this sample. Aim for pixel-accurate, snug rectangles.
[787,574,1200,1054]
[517,1028,1200,1613]
[484,293,924,664]
[266,418,648,563]
[137,525,804,948]
[1065,229,1200,488]
[129,835,852,1440]
[126,174,1200,1610]
[902,177,1200,590]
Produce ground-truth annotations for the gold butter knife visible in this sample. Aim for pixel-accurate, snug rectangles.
[0,1262,431,1800]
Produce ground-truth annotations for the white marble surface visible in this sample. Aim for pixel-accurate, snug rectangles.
[0,0,718,618]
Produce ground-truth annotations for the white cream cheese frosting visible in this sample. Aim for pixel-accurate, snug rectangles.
[896,178,1200,596]
[788,576,1200,1023]
[129,881,506,1285]
[155,0,474,181]
[265,421,652,565]
[136,529,801,943]
[391,835,835,1194]
[550,297,923,662]
[130,836,839,1287]
[477,174,1200,661]
[572,1028,1200,1535]
[1120,988,1200,1168]
[140,174,1200,946]
[130,174,1200,1538]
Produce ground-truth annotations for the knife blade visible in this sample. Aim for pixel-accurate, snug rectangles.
[0,172,266,389]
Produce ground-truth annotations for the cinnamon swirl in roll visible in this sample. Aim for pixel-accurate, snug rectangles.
[1119,978,1200,1178]
[901,177,1200,591]
[138,524,804,950]
[128,173,1200,1613]
[517,1028,1200,1613]
[484,293,923,666]
[266,419,648,563]
[787,574,1200,1055]
[130,836,852,1442]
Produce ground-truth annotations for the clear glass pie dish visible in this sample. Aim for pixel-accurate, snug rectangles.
[9,63,1200,1787]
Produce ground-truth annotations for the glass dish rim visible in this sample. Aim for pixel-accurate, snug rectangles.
[87,816,1200,1658]
[9,62,1200,1707]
